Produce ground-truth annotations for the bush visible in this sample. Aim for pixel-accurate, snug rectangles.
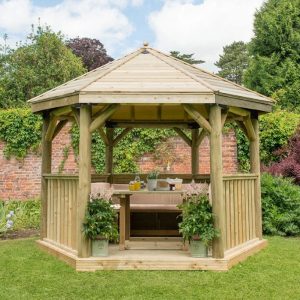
[267,127,300,184]
[261,173,300,236]
[0,199,40,235]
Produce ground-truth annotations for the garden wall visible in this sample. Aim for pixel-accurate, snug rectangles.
[0,124,237,200]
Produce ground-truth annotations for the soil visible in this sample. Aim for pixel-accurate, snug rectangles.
[0,229,40,240]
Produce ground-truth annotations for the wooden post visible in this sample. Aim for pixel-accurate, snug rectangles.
[209,104,225,258]
[41,113,52,239]
[77,104,92,258]
[191,128,199,176]
[105,128,114,174]
[250,116,262,239]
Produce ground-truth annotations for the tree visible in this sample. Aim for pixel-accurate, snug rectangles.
[66,38,113,71]
[215,41,249,84]
[0,26,86,108]
[170,51,204,65]
[243,0,300,111]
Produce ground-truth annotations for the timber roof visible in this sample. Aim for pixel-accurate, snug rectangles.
[28,45,274,112]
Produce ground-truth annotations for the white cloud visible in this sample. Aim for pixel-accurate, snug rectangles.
[148,0,265,72]
[0,0,135,56]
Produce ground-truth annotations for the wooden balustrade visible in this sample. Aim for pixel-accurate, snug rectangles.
[44,174,78,252]
[223,174,258,250]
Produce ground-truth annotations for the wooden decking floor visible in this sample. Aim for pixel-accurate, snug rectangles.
[37,238,267,272]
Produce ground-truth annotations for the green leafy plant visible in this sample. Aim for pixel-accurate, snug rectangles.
[0,108,42,159]
[261,173,300,236]
[147,170,159,180]
[178,194,219,245]
[83,194,118,241]
[0,202,15,234]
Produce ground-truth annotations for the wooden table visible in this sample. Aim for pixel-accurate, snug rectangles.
[113,190,185,250]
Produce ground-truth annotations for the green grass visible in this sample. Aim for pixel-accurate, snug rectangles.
[0,237,299,299]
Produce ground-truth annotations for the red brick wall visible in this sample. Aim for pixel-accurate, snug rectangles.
[0,125,237,200]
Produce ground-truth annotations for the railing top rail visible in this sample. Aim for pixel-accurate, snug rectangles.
[223,173,259,180]
[43,174,79,180]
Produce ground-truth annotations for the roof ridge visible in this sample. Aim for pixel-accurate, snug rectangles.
[148,47,274,103]
[147,47,215,92]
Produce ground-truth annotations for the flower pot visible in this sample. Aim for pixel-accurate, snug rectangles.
[92,239,109,257]
[147,179,157,191]
[189,240,208,257]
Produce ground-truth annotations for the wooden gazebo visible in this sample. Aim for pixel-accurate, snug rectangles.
[29,44,273,271]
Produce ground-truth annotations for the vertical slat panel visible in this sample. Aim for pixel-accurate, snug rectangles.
[245,179,249,242]
[234,179,238,247]
[241,180,246,243]
[225,181,230,250]
[252,179,256,239]
[229,180,234,248]
[67,180,72,248]
[53,179,58,242]
[57,179,61,244]
[46,180,50,239]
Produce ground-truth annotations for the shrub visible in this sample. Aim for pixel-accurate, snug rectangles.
[0,199,40,235]
[83,192,118,241]
[261,173,300,236]
[267,127,300,184]
[178,194,219,245]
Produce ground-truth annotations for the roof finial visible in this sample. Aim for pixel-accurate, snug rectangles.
[143,41,149,47]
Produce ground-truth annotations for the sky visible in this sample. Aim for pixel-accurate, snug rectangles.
[0,0,265,72]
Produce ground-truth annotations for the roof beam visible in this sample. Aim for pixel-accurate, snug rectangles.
[173,128,192,147]
[228,106,250,117]
[98,128,109,145]
[243,116,256,141]
[112,128,132,146]
[89,104,119,133]
[52,120,68,140]
[45,116,58,141]
[182,104,212,133]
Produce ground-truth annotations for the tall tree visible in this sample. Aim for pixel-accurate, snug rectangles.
[215,41,249,84]
[0,26,85,108]
[66,38,113,71]
[243,0,300,111]
[170,51,204,65]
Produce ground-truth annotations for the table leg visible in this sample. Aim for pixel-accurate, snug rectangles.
[119,196,126,250]
[125,194,130,240]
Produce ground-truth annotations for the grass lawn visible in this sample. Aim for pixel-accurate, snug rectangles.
[0,237,299,299]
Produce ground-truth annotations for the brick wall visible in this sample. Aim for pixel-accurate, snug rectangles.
[0,124,237,200]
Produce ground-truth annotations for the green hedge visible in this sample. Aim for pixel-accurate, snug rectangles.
[261,173,300,236]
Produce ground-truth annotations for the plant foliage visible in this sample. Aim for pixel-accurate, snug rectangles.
[0,108,42,158]
[244,0,300,111]
[82,196,118,241]
[261,173,300,236]
[215,41,249,84]
[170,51,204,64]
[67,37,113,71]
[0,25,85,108]
[178,194,219,245]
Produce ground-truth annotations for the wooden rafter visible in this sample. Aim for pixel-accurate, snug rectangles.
[182,104,212,133]
[243,116,256,141]
[221,110,228,128]
[52,120,68,140]
[196,129,207,147]
[229,107,250,117]
[45,116,58,141]
[50,106,72,117]
[71,107,80,126]
[98,128,109,145]
[89,104,119,133]
[173,128,192,147]
[113,128,132,146]
[235,120,249,137]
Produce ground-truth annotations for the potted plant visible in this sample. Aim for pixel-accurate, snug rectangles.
[147,170,159,191]
[83,193,118,257]
[178,194,219,257]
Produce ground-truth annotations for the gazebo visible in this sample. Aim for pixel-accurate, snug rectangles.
[29,44,273,271]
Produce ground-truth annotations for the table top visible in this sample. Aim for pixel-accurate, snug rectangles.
[113,189,185,195]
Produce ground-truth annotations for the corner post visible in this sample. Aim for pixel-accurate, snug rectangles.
[191,128,199,176]
[209,104,225,258]
[250,115,262,239]
[41,112,52,239]
[77,104,92,257]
